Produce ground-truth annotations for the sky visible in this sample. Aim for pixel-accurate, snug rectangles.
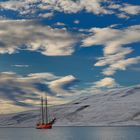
[0,0,140,114]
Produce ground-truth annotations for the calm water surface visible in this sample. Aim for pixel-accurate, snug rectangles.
[0,127,140,140]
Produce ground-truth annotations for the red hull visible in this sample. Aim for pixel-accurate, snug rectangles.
[36,123,52,129]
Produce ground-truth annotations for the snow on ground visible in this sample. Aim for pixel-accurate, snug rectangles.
[0,85,140,127]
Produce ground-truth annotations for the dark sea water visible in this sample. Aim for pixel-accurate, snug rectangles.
[0,127,140,140]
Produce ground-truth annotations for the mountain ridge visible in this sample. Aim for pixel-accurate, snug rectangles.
[0,84,140,127]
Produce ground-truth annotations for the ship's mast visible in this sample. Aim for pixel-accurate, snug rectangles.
[45,96,48,124]
[41,97,44,124]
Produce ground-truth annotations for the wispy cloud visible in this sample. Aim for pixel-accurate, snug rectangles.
[49,75,78,97]
[0,72,78,114]
[94,77,118,88]
[82,25,140,76]
[11,64,29,68]
[0,20,79,56]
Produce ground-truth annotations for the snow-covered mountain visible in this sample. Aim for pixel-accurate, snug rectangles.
[0,85,140,127]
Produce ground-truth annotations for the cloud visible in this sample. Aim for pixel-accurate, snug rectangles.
[108,3,140,18]
[0,72,79,114]
[0,0,43,18]
[0,0,107,18]
[48,75,78,97]
[38,12,54,18]
[102,57,140,76]
[27,72,59,81]
[0,98,29,114]
[11,64,29,68]
[55,22,66,26]
[0,20,79,56]
[94,77,118,88]
[1,0,140,19]
[82,25,140,75]
[0,71,120,114]
[0,71,131,114]
[120,4,140,15]
[82,25,140,51]
[94,47,133,67]
[74,20,80,24]
[116,13,129,19]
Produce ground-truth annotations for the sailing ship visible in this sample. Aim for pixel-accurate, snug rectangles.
[36,97,56,129]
